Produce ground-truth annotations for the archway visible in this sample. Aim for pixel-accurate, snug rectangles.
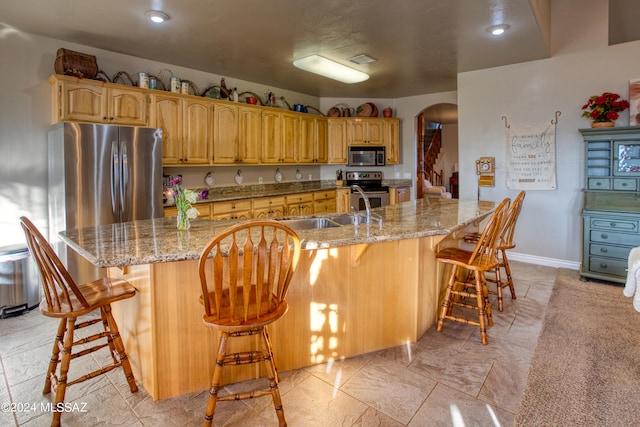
[416,103,458,198]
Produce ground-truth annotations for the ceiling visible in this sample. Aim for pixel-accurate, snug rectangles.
[0,1,638,99]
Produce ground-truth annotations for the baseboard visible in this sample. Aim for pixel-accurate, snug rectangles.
[508,252,580,270]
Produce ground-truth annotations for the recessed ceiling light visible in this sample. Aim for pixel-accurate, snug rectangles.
[487,24,510,36]
[293,55,369,84]
[146,10,169,24]
[348,54,377,65]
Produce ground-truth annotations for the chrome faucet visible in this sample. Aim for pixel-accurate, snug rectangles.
[351,185,372,226]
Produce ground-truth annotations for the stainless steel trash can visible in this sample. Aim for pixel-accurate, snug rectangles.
[0,244,41,318]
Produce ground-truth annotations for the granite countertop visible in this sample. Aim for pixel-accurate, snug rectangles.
[60,198,494,268]
[166,179,413,206]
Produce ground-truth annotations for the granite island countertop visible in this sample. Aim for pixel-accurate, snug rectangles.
[60,198,494,268]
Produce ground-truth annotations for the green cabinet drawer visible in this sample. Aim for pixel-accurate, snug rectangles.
[613,178,637,191]
[588,256,627,277]
[588,178,610,190]
[590,230,640,246]
[590,217,638,232]
[589,243,632,260]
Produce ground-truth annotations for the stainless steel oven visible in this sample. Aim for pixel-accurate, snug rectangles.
[346,171,390,211]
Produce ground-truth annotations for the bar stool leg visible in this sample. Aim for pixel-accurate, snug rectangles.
[52,318,76,427]
[437,265,458,332]
[204,332,229,427]
[473,273,489,345]
[44,319,66,395]
[102,305,138,393]
[260,328,287,427]
[502,250,516,300]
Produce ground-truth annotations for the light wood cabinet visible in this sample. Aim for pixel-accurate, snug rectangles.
[211,200,252,221]
[347,118,385,145]
[153,94,212,165]
[285,193,314,216]
[336,188,351,213]
[252,196,286,219]
[390,187,410,204]
[299,116,328,163]
[163,204,211,218]
[50,74,149,126]
[262,111,299,163]
[213,103,262,164]
[313,190,337,214]
[385,119,400,164]
[328,120,348,164]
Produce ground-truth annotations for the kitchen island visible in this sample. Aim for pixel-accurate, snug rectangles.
[59,198,495,400]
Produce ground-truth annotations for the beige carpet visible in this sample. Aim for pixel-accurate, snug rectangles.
[514,269,640,426]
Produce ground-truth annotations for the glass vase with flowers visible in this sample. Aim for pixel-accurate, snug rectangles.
[170,177,199,230]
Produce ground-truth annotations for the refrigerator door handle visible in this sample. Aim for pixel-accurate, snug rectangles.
[120,141,128,218]
[111,140,119,217]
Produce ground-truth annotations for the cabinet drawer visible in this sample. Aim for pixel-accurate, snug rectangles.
[314,199,337,214]
[212,200,252,214]
[590,230,640,246]
[590,217,639,232]
[612,178,637,191]
[588,256,627,277]
[252,196,285,210]
[587,178,610,190]
[589,243,632,260]
[285,193,314,204]
[314,190,336,201]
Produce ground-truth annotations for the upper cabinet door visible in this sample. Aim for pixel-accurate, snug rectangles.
[152,95,183,165]
[238,106,262,163]
[107,88,148,126]
[183,99,213,164]
[213,103,239,164]
[55,79,105,124]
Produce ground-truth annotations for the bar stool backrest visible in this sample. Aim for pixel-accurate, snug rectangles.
[20,216,89,312]
[499,191,526,250]
[198,220,301,326]
[467,198,511,267]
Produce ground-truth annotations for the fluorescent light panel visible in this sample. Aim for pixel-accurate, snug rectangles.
[293,55,369,84]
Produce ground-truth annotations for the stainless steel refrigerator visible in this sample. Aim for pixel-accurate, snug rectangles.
[48,123,163,284]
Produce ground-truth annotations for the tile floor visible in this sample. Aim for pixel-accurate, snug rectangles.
[0,261,559,426]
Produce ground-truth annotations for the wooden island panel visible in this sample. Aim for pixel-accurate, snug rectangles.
[110,235,447,401]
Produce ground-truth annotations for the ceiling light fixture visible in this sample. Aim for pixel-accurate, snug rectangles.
[487,24,510,36]
[293,55,369,84]
[145,10,169,24]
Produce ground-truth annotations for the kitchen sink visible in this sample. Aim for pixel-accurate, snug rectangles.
[276,214,356,230]
[276,217,341,230]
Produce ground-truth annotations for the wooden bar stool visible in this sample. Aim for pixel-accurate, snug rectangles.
[19,217,138,427]
[197,220,301,427]
[463,191,526,310]
[435,198,510,345]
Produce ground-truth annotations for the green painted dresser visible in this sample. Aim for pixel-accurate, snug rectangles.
[580,127,640,283]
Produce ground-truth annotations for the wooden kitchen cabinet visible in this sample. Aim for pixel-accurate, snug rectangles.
[313,189,337,214]
[336,188,351,213]
[50,74,149,126]
[252,196,286,219]
[213,103,262,164]
[328,120,348,164]
[285,192,314,216]
[211,200,252,221]
[299,116,328,163]
[152,94,212,165]
[262,110,299,163]
[385,119,400,164]
[390,186,410,204]
[347,118,385,145]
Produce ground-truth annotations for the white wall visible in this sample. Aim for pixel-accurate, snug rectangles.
[457,0,640,266]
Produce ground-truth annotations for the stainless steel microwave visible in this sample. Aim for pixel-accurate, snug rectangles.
[348,146,385,166]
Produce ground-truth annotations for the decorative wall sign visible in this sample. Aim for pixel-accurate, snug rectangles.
[630,78,640,126]
[503,112,560,190]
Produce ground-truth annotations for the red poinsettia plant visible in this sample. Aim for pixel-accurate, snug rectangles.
[581,92,630,123]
